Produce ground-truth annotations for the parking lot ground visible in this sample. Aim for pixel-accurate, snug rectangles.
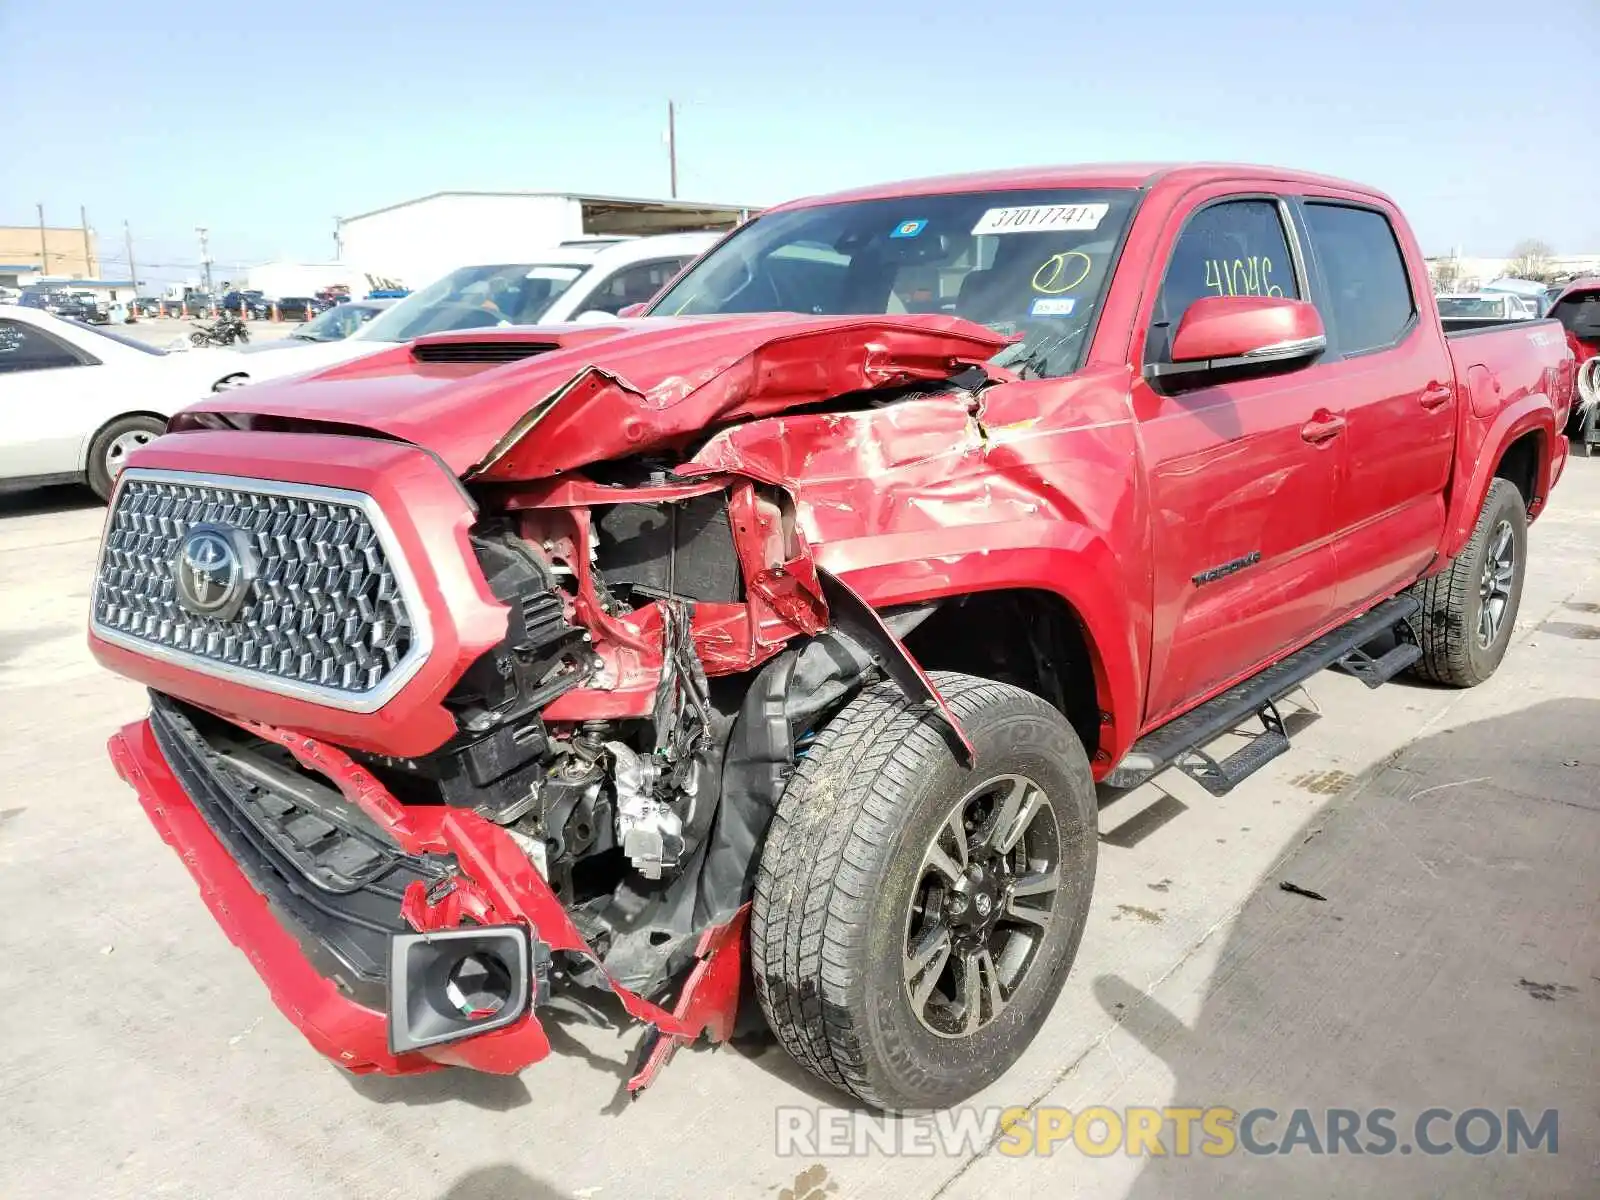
[114,316,305,349]
[1,463,1596,1200]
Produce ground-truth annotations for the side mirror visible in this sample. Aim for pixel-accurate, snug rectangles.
[1155,296,1326,380]
[617,302,647,318]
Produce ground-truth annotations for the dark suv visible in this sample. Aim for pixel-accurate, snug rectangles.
[220,290,272,319]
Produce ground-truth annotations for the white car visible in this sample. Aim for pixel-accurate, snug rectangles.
[1435,292,1539,321]
[230,232,721,377]
[0,306,253,500]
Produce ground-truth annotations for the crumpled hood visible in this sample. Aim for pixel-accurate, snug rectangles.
[173,313,1009,478]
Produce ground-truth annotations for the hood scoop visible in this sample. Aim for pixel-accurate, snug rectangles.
[411,340,561,364]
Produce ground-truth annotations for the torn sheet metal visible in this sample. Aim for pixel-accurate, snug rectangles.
[179,313,1008,477]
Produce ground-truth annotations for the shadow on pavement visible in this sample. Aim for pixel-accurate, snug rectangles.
[346,1068,533,1112]
[0,483,99,519]
[438,1164,572,1200]
[1101,699,1598,1196]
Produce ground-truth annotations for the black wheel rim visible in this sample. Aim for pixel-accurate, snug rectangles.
[902,773,1061,1039]
[1478,519,1515,649]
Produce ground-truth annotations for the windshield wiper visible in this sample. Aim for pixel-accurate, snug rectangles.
[990,330,1078,381]
[990,343,1051,380]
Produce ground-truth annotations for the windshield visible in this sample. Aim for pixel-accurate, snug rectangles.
[292,302,383,342]
[1437,296,1505,318]
[646,188,1139,379]
[357,263,589,343]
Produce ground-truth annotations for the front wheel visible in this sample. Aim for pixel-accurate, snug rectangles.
[751,672,1098,1111]
[1406,478,1528,686]
[189,331,208,347]
[87,414,166,501]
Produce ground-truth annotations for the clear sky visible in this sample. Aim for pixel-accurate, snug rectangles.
[3,0,1596,289]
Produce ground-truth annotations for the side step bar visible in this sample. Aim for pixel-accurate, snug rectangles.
[1104,594,1420,795]
[1334,640,1423,688]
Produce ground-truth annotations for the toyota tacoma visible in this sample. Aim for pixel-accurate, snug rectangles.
[90,164,1575,1111]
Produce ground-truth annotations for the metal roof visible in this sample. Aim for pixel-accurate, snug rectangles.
[339,190,756,225]
[27,277,136,288]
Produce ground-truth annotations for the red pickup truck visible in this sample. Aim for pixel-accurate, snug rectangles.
[90,164,1574,1112]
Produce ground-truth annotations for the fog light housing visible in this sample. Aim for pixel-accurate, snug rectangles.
[388,926,532,1054]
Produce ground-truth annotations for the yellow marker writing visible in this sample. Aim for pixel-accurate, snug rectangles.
[1032,251,1093,295]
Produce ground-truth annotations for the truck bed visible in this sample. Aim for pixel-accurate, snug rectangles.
[1441,315,1555,337]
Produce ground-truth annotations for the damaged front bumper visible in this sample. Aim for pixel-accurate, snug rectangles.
[107,701,746,1092]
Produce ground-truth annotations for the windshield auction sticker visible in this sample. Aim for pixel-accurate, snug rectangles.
[972,203,1109,235]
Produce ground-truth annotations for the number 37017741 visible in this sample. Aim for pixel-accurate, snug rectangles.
[1204,257,1286,298]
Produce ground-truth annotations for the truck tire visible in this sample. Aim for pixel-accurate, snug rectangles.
[87,414,165,502]
[751,672,1097,1111]
[1406,478,1527,687]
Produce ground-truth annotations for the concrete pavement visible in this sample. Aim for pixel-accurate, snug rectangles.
[1,462,1595,1199]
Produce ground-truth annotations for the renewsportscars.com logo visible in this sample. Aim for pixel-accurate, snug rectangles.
[775,1105,1560,1159]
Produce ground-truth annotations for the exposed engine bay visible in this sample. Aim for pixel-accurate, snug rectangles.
[333,467,939,997]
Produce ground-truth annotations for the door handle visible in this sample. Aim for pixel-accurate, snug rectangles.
[1300,411,1346,444]
[1420,382,1453,410]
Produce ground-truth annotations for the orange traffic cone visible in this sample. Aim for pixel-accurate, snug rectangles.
[272,301,280,321]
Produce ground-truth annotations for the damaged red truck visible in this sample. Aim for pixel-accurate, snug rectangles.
[90,164,1574,1111]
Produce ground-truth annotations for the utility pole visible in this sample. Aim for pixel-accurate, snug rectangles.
[196,226,213,293]
[36,203,47,275]
[124,220,138,290]
[80,205,94,276]
[667,100,678,199]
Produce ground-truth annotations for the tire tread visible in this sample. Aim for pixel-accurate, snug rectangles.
[1406,478,1523,687]
[751,672,1082,1108]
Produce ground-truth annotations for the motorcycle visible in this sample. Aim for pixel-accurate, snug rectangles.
[189,315,250,347]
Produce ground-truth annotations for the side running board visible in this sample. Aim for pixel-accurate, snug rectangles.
[1105,595,1420,796]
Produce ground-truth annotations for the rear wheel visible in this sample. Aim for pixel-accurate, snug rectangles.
[87,415,165,501]
[751,672,1097,1110]
[1406,478,1528,686]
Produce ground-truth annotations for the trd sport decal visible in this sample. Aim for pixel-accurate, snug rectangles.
[1192,551,1262,585]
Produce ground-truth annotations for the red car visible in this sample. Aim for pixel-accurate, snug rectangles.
[89,164,1573,1111]
[1544,277,1600,453]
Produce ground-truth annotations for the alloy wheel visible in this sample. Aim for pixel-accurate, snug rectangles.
[903,774,1061,1038]
[1477,519,1515,648]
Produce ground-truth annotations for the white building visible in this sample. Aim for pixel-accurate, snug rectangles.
[334,191,753,289]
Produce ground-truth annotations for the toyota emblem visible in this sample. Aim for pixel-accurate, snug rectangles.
[172,523,256,620]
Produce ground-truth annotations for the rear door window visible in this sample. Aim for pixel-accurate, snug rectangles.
[0,320,89,374]
[1302,203,1416,355]
[1149,198,1301,361]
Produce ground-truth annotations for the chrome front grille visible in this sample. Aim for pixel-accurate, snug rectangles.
[91,470,431,710]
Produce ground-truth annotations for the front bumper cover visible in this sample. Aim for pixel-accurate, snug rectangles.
[108,714,746,1090]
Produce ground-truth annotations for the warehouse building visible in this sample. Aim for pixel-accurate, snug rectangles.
[335,191,753,288]
[0,224,99,288]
